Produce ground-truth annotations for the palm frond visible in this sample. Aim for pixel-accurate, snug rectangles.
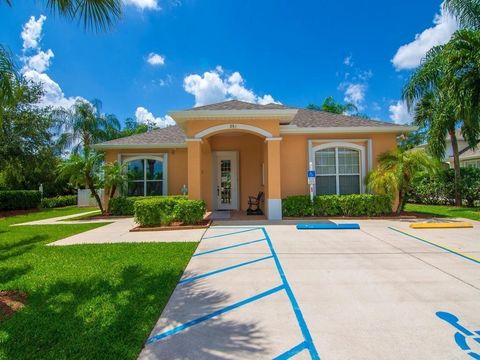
[444,0,480,30]
[46,0,122,32]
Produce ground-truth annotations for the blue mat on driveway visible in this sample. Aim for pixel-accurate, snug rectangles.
[296,223,360,230]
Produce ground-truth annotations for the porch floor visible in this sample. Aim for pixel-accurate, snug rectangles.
[206,211,267,221]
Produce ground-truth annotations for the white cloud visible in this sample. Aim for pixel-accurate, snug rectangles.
[135,107,176,128]
[389,100,413,124]
[22,49,54,73]
[343,83,366,110]
[20,15,81,108]
[392,4,458,70]
[147,52,165,66]
[21,15,46,51]
[123,0,160,10]
[183,67,280,107]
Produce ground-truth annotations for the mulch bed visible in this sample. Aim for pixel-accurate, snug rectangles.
[78,215,131,220]
[130,219,211,232]
[0,290,27,320]
[285,212,431,221]
[0,209,39,219]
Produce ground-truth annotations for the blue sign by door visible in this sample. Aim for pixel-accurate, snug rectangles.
[307,170,316,178]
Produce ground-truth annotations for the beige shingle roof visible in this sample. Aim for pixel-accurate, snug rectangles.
[95,125,186,147]
[291,109,403,128]
[187,100,289,111]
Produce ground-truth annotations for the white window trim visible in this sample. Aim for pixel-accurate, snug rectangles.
[310,142,366,195]
[122,154,168,196]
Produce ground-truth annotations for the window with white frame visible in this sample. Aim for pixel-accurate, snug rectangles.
[461,159,480,168]
[125,157,166,196]
[315,147,361,195]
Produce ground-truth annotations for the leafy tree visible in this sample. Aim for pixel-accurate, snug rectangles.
[307,96,358,114]
[0,68,74,195]
[307,96,370,118]
[115,117,148,138]
[2,0,121,31]
[398,128,427,151]
[58,150,105,213]
[367,149,438,213]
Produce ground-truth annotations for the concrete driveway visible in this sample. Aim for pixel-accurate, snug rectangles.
[139,219,480,360]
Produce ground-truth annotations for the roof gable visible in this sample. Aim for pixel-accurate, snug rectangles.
[186,100,288,111]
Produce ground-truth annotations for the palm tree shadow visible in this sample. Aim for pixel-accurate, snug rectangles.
[0,265,268,359]
[0,235,48,261]
[0,265,32,284]
[141,277,270,359]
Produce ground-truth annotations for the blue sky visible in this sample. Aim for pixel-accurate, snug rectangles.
[0,0,458,127]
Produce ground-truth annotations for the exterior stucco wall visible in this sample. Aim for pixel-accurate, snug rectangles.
[280,132,398,198]
[104,148,188,196]
[185,118,280,138]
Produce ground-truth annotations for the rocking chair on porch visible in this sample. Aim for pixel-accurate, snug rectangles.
[247,191,264,215]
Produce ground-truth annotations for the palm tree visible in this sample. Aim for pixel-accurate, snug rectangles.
[367,149,438,214]
[58,150,105,213]
[56,98,120,154]
[444,0,480,30]
[104,161,127,199]
[403,47,463,206]
[0,46,19,122]
[2,0,121,31]
[443,30,480,143]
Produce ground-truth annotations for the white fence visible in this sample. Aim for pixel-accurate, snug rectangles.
[77,189,104,207]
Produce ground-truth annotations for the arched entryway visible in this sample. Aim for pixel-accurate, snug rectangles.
[187,123,282,220]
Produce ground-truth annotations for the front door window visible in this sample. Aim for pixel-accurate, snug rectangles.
[215,152,238,210]
[220,160,232,205]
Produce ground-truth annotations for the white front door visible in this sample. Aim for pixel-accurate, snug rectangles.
[214,151,238,210]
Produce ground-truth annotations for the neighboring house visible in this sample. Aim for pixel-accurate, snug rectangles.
[417,130,480,168]
[94,100,414,220]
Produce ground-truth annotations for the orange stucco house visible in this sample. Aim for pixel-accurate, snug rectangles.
[95,100,414,220]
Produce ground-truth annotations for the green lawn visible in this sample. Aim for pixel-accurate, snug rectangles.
[0,207,197,360]
[405,203,480,221]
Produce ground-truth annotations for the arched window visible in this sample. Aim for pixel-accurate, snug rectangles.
[125,157,165,196]
[315,147,361,195]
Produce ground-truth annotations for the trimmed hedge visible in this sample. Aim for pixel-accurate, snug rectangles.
[133,196,204,227]
[108,195,187,216]
[283,194,392,217]
[0,190,42,211]
[409,167,480,207]
[174,200,206,225]
[41,195,77,208]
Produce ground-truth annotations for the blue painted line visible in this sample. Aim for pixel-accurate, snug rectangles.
[193,238,266,257]
[389,227,480,265]
[202,227,260,240]
[178,255,273,285]
[469,352,480,360]
[296,223,360,230]
[261,228,320,360]
[146,284,285,345]
[273,341,308,359]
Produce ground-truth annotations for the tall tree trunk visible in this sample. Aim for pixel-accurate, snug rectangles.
[110,184,116,199]
[396,188,405,214]
[85,172,104,214]
[448,128,462,206]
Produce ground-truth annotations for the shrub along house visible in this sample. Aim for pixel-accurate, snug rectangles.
[94,100,414,220]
